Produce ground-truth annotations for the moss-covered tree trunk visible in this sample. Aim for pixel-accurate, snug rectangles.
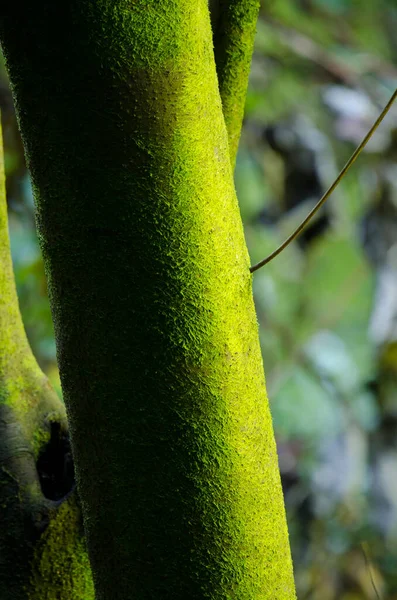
[0,1,296,598]
[0,124,94,598]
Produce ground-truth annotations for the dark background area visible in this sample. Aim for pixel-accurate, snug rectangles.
[1,0,397,597]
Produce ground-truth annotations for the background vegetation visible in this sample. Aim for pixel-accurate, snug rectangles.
[1,0,397,597]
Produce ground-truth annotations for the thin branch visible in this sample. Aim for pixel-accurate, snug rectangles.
[361,542,382,600]
[250,88,397,274]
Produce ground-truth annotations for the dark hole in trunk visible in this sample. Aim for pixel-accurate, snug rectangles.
[36,422,75,501]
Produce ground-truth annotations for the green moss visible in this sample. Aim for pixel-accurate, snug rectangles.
[32,426,51,459]
[1,1,296,598]
[0,118,76,599]
[0,120,32,385]
[0,119,55,420]
[29,496,94,600]
[213,0,260,167]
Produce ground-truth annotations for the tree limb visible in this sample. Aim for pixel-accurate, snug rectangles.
[211,0,260,168]
[0,117,92,598]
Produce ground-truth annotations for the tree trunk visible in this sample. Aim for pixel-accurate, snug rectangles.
[0,1,296,598]
[0,124,94,598]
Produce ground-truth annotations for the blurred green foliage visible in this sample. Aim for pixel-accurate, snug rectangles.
[238,0,397,597]
[2,0,397,597]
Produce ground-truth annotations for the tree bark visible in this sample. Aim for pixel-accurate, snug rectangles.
[0,122,93,599]
[211,0,261,167]
[0,1,296,598]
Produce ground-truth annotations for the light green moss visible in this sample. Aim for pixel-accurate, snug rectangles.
[213,0,260,166]
[0,120,66,464]
[0,120,32,384]
[0,119,57,421]
[29,496,94,600]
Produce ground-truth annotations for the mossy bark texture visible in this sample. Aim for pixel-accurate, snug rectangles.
[0,1,296,598]
[211,0,260,167]
[0,122,93,599]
